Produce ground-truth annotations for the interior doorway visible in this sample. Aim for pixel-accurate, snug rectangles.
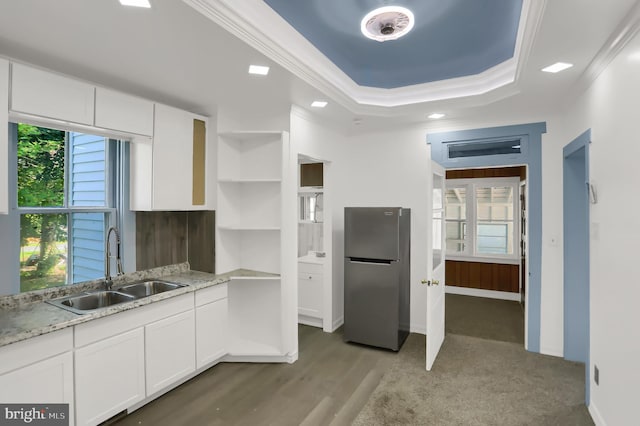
[562,130,590,403]
[297,154,333,334]
[443,166,527,345]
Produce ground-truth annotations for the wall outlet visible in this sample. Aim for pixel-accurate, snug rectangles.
[594,365,599,385]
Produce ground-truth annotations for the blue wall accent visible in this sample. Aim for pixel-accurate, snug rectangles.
[563,129,591,403]
[264,0,522,89]
[427,122,546,353]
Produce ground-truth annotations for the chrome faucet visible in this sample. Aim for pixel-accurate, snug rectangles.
[105,227,124,290]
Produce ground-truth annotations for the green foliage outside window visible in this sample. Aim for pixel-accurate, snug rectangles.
[17,124,68,289]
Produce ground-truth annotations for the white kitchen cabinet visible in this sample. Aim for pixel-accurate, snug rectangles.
[0,329,74,424]
[298,261,323,325]
[94,87,154,136]
[10,63,95,125]
[195,284,228,368]
[0,353,74,422]
[145,309,196,396]
[75,328,145,426]
[0,58,8,215]
[130,103,210,211]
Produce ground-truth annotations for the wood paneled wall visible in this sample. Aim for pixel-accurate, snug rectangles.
[136,211,215,273]
[445,260,520,293]
[446,166,526,180]
[187,211,215,273]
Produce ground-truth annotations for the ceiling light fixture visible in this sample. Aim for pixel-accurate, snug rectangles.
[248,65,270,76]
[119,0,151,8]
[311,101,328,108]
[361,6,415,42]
[428,113,445,119]
[541,62,573,73]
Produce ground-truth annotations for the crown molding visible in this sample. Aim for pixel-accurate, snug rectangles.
[571,0,640,96]
[184,0,544,114]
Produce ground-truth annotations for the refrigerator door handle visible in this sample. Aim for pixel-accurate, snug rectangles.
[348,259,393,265]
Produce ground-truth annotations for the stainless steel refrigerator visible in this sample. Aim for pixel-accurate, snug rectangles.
[344,207,410,351]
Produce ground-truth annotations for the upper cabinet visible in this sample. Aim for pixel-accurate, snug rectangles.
[10,63,95,125]
[3,61,214,212]
[130,104,211,211]
[94,88,154,136]
[0,59,9,215]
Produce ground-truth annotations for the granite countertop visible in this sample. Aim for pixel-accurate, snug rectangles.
[0,263,278,348]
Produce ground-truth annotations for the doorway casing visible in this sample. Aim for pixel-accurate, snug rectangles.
[427,122,546,352]
[562,129,591,403]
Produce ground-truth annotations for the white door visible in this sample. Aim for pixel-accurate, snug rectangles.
[426,161,446,370]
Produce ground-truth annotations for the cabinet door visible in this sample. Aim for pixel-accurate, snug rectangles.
[298,272,323,318]
[95,87,154,136]
[0,59,8,214]
[145,310,196,395]
[75,328,145,426]
[196,298,228,368]
[11,63,95,125]
[152,104,194,210]
[0,352,74,425]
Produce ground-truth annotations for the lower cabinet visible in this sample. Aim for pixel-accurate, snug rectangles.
[0,352,74,423]
[298,262,323,322]
[75,328,145,426]
[0,328,74,424]
[196,298,228,368]
[145,310,196,395]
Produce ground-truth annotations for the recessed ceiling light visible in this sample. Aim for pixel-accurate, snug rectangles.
[248,65,270,76]
[311,101,328,108]
[541,62,573,73]
[361,6,415,42]
[428,113,445,119]
[119,0,151,8]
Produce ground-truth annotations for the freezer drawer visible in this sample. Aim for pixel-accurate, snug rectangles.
[345,207,401,261]
[344,259,401,350]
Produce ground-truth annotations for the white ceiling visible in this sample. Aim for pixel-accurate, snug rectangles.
[0,0,638,133]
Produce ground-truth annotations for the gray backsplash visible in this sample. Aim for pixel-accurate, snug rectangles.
[136,211,215,273]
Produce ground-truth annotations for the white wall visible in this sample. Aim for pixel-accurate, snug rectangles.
[291,107,431,333]
[544,31,640,426]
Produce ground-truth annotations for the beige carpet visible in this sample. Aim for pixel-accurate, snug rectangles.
[353,333,593,426]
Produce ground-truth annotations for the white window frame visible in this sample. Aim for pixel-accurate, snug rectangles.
[14,120,120,287]
[445,177,520,264]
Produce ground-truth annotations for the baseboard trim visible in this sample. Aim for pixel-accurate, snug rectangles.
[223,354,292,363]
[410,324,426,335]
[445,285,521,301]
[588,402,606,426]
[298,314,323,328]
[331,316,344,332]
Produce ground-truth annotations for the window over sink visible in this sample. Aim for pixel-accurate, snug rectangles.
[14,123,125,292]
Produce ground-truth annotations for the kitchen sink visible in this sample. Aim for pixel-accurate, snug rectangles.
[46,279,187,315]
[47,291,136,314]
[116,280,187,298]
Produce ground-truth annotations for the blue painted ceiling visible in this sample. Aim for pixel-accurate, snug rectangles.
[263,0,523,89]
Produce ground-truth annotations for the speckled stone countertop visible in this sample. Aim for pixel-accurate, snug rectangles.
[0,263,278,348]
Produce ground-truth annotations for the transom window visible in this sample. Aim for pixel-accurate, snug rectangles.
[445,177,519,260]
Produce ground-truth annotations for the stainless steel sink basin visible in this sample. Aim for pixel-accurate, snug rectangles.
[46,279,187,315]
[47,291,135,314]
[116,280,186,298]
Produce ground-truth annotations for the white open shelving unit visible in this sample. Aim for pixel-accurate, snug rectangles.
[216,131,296,361]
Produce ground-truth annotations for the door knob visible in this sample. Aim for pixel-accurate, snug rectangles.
[432,279,440,286]
[421,279,428,285]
